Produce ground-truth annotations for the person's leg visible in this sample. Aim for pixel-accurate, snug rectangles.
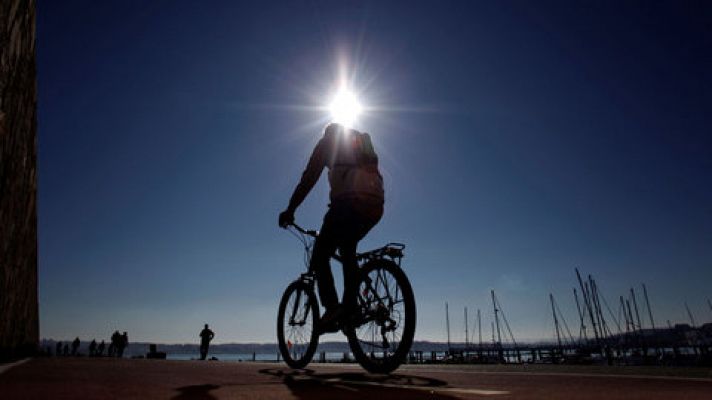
[310,235,339,312]
[339,240,359,314]
[338,202,383,313]
[311,209,340,312]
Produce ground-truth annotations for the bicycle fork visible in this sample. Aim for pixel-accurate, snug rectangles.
[288,289,303,326]
[290,277,316,327]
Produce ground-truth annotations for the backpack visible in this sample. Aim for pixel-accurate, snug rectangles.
[350,131,378,167]
[329,129,384,201]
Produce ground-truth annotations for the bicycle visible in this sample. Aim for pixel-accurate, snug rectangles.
[277,223,416,374]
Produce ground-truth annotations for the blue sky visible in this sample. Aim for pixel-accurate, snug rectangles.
[37,1,711,344]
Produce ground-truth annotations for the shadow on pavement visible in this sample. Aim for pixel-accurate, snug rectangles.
[259,367,461,399]
[172,383,220,400]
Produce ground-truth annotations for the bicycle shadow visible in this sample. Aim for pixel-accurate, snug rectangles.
[259,367,461,399]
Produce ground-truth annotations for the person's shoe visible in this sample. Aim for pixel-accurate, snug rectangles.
[318,306,343,334]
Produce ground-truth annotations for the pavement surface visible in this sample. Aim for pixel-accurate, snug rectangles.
[1,358,712,399]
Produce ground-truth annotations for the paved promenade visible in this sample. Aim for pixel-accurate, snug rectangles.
[1,358,711,399]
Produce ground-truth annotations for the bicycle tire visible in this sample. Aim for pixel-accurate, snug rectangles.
[345,259,416,374]
[277,280,320,369]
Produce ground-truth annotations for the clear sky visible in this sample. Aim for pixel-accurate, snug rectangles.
[37,1,711,344]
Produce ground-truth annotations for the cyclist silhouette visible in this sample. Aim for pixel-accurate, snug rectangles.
[279,122,384,333]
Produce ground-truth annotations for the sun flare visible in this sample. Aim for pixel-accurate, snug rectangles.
[328,88,363,127]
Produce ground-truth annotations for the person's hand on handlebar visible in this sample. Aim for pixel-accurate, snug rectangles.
[278,209,295,228]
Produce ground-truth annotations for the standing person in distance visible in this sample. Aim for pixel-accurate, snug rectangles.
[199,324,215,360]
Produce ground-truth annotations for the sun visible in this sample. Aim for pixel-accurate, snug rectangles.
[328,87,363,128]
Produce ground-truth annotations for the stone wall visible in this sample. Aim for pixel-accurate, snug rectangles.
[0,0,38,360]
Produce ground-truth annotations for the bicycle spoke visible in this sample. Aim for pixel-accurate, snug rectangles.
[280,285,315,363]
[351,265,410,363]
[379,268,392,301]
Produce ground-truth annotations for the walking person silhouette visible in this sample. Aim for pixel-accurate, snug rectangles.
[71,337,80,356]
[199,324,215,360]
[117,332,129,357]
[89,339,97,357]
[109,330,120,357]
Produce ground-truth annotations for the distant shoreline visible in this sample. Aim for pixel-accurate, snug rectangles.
[39,339,504,358]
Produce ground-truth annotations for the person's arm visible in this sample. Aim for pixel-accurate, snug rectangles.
[288,138,328,213]
[280,136,329,226]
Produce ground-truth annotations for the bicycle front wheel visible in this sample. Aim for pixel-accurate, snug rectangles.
[345,259,416,374]
[277,280,320,369]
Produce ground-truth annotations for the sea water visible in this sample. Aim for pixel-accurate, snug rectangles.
[166,352,352,362]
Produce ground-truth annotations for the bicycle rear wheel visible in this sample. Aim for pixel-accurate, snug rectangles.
[345,259,416,374]
[277,280,319,369]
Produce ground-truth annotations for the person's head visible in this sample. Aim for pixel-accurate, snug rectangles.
[204,323,209,329]
[325,122,344,137]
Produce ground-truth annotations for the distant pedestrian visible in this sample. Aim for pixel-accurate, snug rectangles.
[117,331,129,358]
[97,340,106,357]
[55,341,62,357]
[199,324,215,360]
[89,339,97,357]
[109,330,120,357]
[71,337,80,356]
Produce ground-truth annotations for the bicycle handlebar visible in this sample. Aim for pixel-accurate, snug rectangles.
[289,223,318,238]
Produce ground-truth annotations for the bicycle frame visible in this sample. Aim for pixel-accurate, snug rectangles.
[280,222,415,373]
[287,223,406,325]
[289,222,405,268]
